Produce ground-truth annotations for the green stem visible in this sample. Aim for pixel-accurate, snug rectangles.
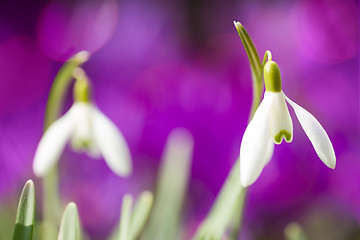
[41,51,89,240]
[227,29,269,240]
[193,23,266,240]
[228,53,270,240]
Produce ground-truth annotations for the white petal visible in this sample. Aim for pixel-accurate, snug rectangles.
[33,110,75,176]
[268,91,293,144]
[264,138,274,166]
[240,95,272,187]
[284,93,336,169]
[91,106,132,176]
[68,102,102,158]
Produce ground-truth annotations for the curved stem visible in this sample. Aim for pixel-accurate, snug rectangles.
[193,23,266,240]
[41,51,89,240]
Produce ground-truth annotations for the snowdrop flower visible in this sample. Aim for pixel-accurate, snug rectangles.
[33,68,132,177]
[240,51,336,187]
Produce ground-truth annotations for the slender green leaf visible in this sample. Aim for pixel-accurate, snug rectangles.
[141,128,194,240]
[119,195,133,240]
[106,191,153,240]
[58,202,82,240]
[234,21,263,118]
[193,160,245,240]
[13,180,35,240]
[129,191,153,240]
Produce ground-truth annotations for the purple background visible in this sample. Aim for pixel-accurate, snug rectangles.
[0,0,359,239]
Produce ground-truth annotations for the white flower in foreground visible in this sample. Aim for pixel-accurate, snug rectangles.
[240,53,336,187]
[33,70,131,177]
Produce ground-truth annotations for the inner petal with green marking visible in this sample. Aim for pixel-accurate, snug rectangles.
[274,130,292,144]
[266,91,294,145]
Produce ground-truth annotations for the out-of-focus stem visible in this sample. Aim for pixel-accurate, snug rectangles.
[41,51,89,240]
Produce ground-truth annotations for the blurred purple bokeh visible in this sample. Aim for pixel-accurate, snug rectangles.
[0,0,358,239]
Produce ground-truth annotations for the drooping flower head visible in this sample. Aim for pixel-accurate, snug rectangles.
[240,51,336,187]
[33,67,132,177]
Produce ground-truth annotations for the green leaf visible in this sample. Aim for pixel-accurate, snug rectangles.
[13,180,35,240]
[106,192,153,240]
[193,160,245,240]
[129,191,153,240]
[119,195,133,240]
[58,202,82,240]
[141,128,194,240]
[233,21,264,119]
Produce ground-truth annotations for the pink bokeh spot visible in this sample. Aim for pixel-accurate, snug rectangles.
[37,0,118,61]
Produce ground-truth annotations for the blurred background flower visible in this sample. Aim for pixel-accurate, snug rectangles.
[0,0,358,239]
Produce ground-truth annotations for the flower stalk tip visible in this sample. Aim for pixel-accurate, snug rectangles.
[70,50,90,64]
[265,50,272,61]
[73,67,91,103]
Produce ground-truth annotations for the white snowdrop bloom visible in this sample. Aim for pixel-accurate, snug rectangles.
[33,70,131,177]
[240,54,336,187]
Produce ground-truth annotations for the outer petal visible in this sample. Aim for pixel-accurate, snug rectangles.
[33,110,75,176]
[91,106,132,176]
[240,95,272,187]
[268,91,293,144]
[284,93,336,169]
[264,138,274,166]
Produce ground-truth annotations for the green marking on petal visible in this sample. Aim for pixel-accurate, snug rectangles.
[71,138,93,152]
[274,130,292,144]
